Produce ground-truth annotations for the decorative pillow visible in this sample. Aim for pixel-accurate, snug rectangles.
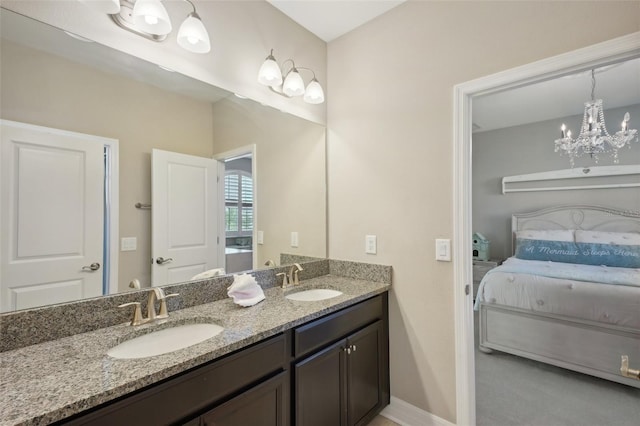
[575,230,640,246]
[516,229,574,242]
[515,235,640,269]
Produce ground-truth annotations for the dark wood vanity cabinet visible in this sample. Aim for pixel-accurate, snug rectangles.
[292,295,389,426]
[60,293,388,426]
[200,371,289,426]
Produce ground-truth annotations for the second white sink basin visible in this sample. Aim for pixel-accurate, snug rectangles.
[107,323,224,359]
[286,288,343,302]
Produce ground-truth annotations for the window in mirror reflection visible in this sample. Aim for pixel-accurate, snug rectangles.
[225,171,253,237]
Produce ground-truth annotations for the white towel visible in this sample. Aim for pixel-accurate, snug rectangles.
[191,268,226,280]
[227,273,265,307]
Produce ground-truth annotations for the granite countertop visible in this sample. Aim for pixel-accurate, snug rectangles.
[0,275,390,426]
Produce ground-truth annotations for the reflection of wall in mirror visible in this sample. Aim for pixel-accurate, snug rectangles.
[212,98,327,266]
[1,40,215,292]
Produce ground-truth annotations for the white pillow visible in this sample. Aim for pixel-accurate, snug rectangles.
[575,230,640,245]
[516,229,574,242]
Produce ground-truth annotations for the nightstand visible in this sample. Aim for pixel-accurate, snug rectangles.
[473,259,502,300]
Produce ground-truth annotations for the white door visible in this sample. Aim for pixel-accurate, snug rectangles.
[0,120,104,312]
[151,149,223,285]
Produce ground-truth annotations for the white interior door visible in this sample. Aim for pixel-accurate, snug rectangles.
[0,120,104,312]
[152,149,222,286]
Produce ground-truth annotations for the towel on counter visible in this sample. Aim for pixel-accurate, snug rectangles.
[191,268,226,280]
[227,273,265,307]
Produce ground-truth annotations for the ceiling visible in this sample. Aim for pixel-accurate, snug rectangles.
[473,58,640,133]
[267,0,406,42]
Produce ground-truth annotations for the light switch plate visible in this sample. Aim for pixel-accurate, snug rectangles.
[121,237,137,252]
[291,231,299,248]
[435,238,451,261]
[257,230,264,245]
[365,235,377,254]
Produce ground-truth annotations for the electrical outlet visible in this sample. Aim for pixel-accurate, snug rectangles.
[291,231,299,248]
[365,235,377,254]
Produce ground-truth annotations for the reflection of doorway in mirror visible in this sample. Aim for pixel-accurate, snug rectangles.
[150,149,224,285]
[215,146,257,273]
[0,120,119,312]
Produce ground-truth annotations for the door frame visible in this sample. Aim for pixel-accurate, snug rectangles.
[214,144,258,269]
[452,33,640,425]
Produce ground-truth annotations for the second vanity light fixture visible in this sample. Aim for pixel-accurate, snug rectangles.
[79,0,211,53]
[258,49,325,104]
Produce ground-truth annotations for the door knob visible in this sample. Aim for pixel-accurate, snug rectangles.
[156,257,173,265]
[82,262,101,271]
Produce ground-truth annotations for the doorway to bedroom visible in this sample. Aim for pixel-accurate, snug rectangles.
[460,38,640,425]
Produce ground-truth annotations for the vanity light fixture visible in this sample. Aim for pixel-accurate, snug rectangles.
[258,49,325,104]
[554,69,638,167]
[79,0,210,53]
[131,0,172,36]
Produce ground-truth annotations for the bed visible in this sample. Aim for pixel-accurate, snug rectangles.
[475,205,640,388]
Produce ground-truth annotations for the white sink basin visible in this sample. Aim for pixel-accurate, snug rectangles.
[107,323,224,359]
[286,288,343,302]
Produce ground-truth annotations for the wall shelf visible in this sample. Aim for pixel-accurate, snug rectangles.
[502,165,640,194]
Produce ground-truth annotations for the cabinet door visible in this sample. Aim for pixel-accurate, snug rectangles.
[347,321,384,426]
[295,339,347,426]
[201,371,289,426]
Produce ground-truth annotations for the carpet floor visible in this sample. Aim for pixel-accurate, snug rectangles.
[475,312,640,426]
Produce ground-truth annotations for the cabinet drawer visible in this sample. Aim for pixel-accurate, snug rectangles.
[293,295,383,358]
[61,333,287,425]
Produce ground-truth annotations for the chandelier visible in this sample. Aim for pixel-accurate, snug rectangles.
[554,69,638,167]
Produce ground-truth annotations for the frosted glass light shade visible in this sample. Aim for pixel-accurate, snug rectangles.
[132,0,172,36]
[303,79,324,104]
[79,0,121,14]
[258,57,283,86]
[177,14,210,53]
[283,69,305,97]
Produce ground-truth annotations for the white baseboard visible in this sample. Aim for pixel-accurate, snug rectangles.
[380,396,455,426]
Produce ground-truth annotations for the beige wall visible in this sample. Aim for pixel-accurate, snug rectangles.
[211,98,327,266]
[1,0,327,125]
[1,40,215,291]
[327,1,639,423]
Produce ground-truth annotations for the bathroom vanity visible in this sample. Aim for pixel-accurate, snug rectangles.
[0,262,391,426]
[60,294,387,426]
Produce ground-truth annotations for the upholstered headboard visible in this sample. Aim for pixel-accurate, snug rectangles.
[511,205,640,255]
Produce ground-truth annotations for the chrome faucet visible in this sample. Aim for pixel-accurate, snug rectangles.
[119,287,179,326]
[289,263,304,286]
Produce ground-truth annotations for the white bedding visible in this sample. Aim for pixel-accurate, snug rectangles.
[475,258,640,328]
